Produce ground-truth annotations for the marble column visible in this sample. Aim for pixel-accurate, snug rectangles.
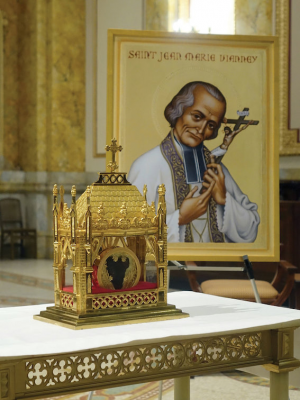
[235,0,273,35]
[0,0,86,258]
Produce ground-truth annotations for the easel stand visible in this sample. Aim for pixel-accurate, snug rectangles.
[242,255,261,303]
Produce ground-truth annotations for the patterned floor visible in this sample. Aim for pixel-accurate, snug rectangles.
[40,372,300,400]
[1,259,300,399]
[223,370,299,390]
[0,259,59,307]
[40,380,174,400]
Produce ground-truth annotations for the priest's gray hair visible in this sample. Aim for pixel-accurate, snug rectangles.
[164,81,226,139]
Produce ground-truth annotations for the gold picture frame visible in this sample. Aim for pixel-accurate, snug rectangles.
[0,11,4,169]
[276,0,300,155]
[91,0,297,157]
[106,30,279,261]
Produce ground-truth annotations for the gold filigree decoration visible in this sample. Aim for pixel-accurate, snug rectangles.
[119,202,127,217]
[150,202,155,212]
[141,201,148,216]
[24,333,262,391]
[91,200,158,231]
[145,235,157,262]
[45,162,169,327]
[53,184,58,197]
[92,236,104,262]
[60,237,72,264]
[118,203,131,229]
[138,201,152,228]
[92,290,158,309]
[282,332,290,357]
[93,203,109,230]
[60,204,71,229]
[1,370,9,398]
[109,218,118,229]
[97,247,141,290]
[225,336,243,359]
[60,293,74,309]
[98,203,105,218]
[105,138,123,172]
[244,334,261,357]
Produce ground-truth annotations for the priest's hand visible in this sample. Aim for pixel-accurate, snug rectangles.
[203,163,226,205]
[179,183,215,226]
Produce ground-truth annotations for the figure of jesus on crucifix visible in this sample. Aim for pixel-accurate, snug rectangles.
[128,81,261,244]
[210,107,258,163]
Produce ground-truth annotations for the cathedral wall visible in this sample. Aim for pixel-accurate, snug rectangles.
[48,0,85,173]
[280,0,300,179]
[85,0,144,173]
[235,0,300,177]
[0,0,87,258]
[0,0,19,170]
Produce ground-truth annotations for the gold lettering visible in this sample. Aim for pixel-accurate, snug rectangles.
[219,54,258,63]
[185,52,194,61]
[170,52,181,60]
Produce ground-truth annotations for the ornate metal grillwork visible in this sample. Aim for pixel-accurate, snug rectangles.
[92,291,158,310]
[95,173,130,185]
[24,333,262,391]
[60,293,74,309]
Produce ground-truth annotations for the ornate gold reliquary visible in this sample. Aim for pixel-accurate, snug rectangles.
[34,141,188,329]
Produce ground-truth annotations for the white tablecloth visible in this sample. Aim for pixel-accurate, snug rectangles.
[1,292,300,357]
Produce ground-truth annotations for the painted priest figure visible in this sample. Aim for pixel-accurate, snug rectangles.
[128,81,260,243]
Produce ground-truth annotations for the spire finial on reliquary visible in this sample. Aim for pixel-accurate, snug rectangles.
[105,138,123,172]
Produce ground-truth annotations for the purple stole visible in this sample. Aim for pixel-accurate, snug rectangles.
[160,132,225,243]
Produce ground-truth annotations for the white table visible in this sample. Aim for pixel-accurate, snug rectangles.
[1,292,300,400]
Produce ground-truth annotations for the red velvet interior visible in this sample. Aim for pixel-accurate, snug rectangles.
[62,265,157,294]
[63,281,157,294]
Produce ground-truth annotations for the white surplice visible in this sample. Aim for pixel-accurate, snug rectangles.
[128,139,260,243]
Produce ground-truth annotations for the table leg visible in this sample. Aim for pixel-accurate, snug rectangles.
[158,381,163,400]
[174,376,190,400]
[270,371,289,400]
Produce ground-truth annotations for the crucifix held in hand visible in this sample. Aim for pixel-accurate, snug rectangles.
[211,107,260,162]
[105,138,123,172]
[226,107,259,131]
[200,107,260,195]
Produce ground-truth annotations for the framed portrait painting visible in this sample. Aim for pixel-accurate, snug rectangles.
[106,30,279,262]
